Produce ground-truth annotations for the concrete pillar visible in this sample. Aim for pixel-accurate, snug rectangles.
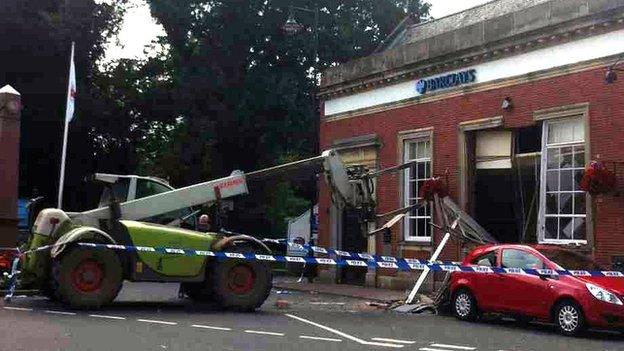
[0,85,21,247]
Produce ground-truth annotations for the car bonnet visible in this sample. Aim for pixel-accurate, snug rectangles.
[578,276,624,296]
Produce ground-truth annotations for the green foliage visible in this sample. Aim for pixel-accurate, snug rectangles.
[134,0,430,233]
[2,0,431,222]
[265,182,312,235]
[1,0,125,208]
[138,0,431,183]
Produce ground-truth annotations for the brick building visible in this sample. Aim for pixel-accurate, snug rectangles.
[317,0,624,289]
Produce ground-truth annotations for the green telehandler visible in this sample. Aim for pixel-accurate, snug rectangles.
[3,150,356,310]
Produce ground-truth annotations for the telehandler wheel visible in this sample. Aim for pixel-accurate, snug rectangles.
[210,245,272,311]
[41,261,62,302]
[182,281,213,302]
[55,247,123,309]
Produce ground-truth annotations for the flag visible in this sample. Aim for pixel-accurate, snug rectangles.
[65,42,76,123]
[58,42,75,208]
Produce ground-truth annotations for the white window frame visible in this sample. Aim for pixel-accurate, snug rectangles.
[538,117,588,245]
[403,137,433,243]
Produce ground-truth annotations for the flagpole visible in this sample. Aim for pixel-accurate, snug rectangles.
[57,110,70,209]
[57,42,75,209]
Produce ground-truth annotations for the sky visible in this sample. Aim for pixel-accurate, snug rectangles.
[106,0,493,61]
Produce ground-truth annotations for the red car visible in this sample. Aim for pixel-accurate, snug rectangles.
[450,244,624,336]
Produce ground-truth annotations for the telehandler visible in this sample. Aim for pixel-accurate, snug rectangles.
[4,150,415,310]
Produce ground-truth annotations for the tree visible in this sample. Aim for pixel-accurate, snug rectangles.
[0,0,125,209]
[1,0,431,230]
[142,0,431,181]
[135,0,430,234]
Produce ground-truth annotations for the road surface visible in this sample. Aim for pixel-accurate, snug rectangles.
[0,282,622,351]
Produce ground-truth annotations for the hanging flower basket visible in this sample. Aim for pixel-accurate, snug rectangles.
[419,177,449,202]
[579,161,617,196]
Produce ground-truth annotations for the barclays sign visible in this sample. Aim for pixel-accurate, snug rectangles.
[416,69,477,94]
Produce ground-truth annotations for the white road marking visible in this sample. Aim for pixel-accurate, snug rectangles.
[430,344,475,350]
[285,313,404,348]
[3,307,33,311]
[244,330,285,336]
[191,324,232,331]
[299,335,343,342]
[89,314,126,320]
[45,310,76,316]
[420,348,454,351]
[372,338,416,344]
[138,319,178,326]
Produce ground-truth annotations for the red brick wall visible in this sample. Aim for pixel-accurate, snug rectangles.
[319,66,624,268]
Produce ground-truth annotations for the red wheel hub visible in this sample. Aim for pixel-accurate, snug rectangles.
[227,264,255,294]
[71,259,104,293]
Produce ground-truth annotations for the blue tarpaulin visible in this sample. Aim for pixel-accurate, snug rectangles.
[17,199,28,230]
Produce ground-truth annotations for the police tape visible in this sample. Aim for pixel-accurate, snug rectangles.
[263,238,463,266]
[76,242,624,278]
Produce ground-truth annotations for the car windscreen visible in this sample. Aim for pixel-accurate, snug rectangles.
[538,249,604,271]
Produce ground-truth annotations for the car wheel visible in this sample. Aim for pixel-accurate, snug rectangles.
[452,289,478,321]
[554,300,585,336]
[209,245,272,311]
[56,247,123,309]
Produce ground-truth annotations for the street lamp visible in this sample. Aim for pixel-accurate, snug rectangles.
[282,4,320,155]
[605,57,624,84]
[282,3,322,218]
[282,5,320,72]
[282,9,305,35]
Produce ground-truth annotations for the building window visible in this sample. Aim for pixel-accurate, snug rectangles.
[539,117,587,243]
[403,138,432,242]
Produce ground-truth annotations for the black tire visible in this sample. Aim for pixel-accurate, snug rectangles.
[452,288,478,321]
[554,300,586,336]
[209,245,272,311]
[41,260,62,302]
[55,247,123,309]
[182,281,213,302]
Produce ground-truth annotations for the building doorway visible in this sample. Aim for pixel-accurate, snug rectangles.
[474,169,518,242]
[340,208,367,285]
[468,127,541,243]
[329,136,379,286]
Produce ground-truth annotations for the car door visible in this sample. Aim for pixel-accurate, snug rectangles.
[499,248,551,316]
[467,249,506,311]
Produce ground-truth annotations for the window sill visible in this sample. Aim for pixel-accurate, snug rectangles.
[539,239,588,246]
[400,238,433,247]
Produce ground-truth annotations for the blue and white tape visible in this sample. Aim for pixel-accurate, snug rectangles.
[76,242,624,278]
[263,238,463,266]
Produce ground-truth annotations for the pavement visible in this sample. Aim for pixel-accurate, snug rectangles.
[273,276,413,304]
[0,281,622,351]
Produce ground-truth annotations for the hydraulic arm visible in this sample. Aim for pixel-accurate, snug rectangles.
[73,150,352,227]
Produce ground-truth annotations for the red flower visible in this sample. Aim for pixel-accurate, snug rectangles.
[419,177,449,202]
[579,161,617,195]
